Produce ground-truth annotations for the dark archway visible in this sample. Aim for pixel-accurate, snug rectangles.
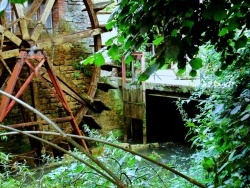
[146,90,201,144]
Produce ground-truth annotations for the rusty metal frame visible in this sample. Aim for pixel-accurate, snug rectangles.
[0,50,88,149]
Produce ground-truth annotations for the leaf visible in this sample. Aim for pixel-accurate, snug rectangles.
[124,55,134,64]
[230,105,241,115]
[241,113,250,121]
[138,63,160,81]
[189,58,202,70]
[171,29,178,37]
[177,67,186,75]
[228,150,236,161]
[189,70,197,77]
[10,0,27,4]
[215,70,222,76]
[218,28,228,37]
[107,45,119,60]
[153,36,164,46]
[228,19,239,31]
[94,53,105,66]
[214,9,227,21]
[80,55,94,65]
[74,165,83,173]
[183,20,194,28]
[0,0,8,12]
[105,37,116,46]
[105,20,116,30]
[235,36,247,50]
[202,157,214,172]
[212,104,224,115]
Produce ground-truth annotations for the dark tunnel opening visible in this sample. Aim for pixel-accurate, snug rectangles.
[146,90,201,144]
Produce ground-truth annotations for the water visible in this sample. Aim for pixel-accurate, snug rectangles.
[134,142,195,167]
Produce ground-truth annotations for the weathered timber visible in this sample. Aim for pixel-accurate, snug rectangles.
[82,0,99,28]
[31,0,56,42]
[42,73,87,105]
[0,116,72,130]
[0,25,22,46]
[123,85,145,119]
[36,29,102,48]
[26,0,45,19]
[14,4,30,40]
[0,49,20,59]
[82,1,114,12]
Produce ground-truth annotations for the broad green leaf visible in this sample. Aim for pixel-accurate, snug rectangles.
[10,0,27,4]
[177,67,186,75]
[228,19,239,31]
[218,28,228,37]
[235,36,247,50]
[215,70,222,76]
[189,70,197,77]
[153,36,164,46]
[105,37,116,46]
[125,39,132,50]
[80,56,94,65]
[124,55,134,64]
[138,63,160,81]
[107,45,119,60]
[183,20,194,28]
[74,165,84,173]
[189,58,202,70]
[105,20,116,30]
[171,29,178,37]
[214,10,227,21]
[202,157,214,172]
[94,53,105,66]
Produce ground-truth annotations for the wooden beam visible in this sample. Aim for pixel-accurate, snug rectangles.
[26,0,44,19]
[42,73,87,105]
[36,28,102,48]
[14,4,30,40]
[82,1,114,12]
[31,0,55,42]
[0,25,22,46]
[0,49,20,59]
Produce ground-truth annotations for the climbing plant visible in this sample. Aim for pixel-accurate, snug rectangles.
[82,0,250,187]
[83,0,249,81]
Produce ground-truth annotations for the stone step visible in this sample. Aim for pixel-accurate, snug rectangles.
[83,115,102,129]
[93,99,110,112]
[98,81,118,92]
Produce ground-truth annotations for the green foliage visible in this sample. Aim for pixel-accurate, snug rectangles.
[86,0,249,82]
[181,63,250,187]
[73,58,93,78]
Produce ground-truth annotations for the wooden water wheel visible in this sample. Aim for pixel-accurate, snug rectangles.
[0,0,114,157]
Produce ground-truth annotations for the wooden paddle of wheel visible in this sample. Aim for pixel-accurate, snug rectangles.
[0,0,113,155]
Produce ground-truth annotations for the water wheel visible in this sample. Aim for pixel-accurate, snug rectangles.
[0,0,113,158]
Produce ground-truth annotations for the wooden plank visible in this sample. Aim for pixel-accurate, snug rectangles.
[31,0,55,42]
[14,4,30,40]
[36,29,102,48]
[82,1,114,12]
[0,49,20,59]
[42,73,86,104]
[0,25,22,46]
[26,0,44,18]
